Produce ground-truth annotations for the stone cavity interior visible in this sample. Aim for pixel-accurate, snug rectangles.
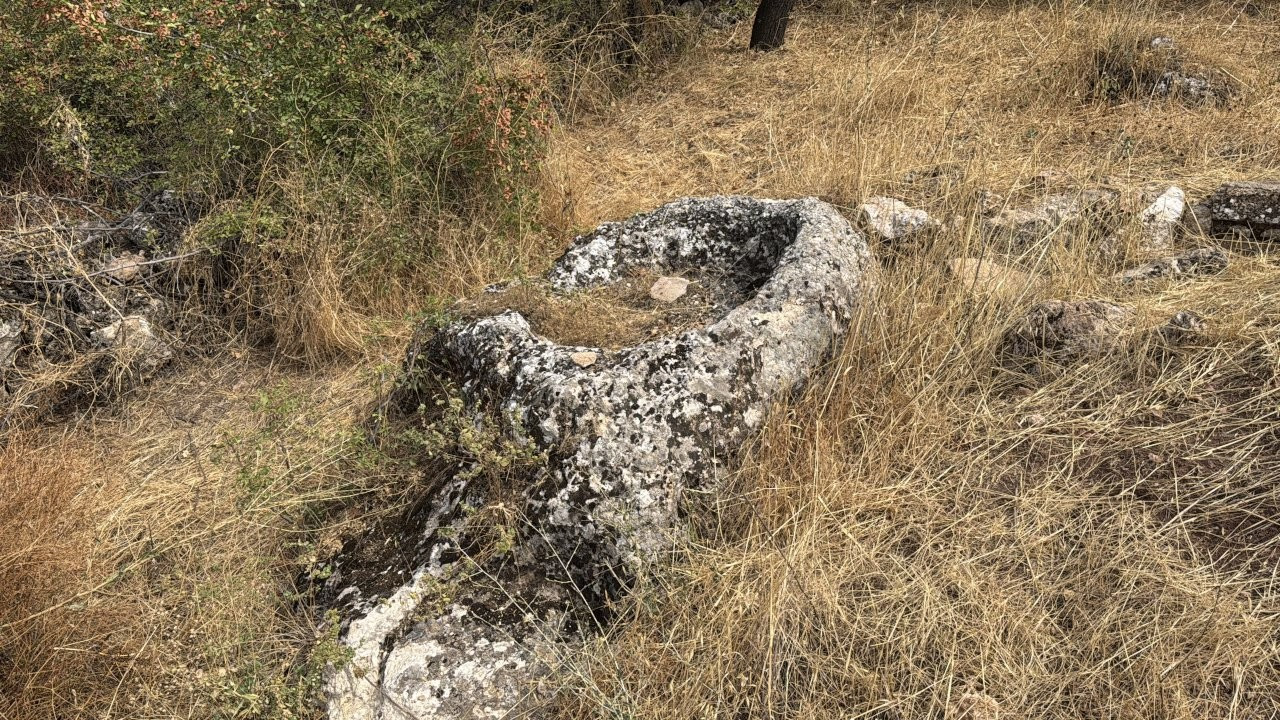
[324,196,876,720]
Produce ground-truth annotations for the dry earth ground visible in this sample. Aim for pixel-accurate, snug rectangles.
[5,1,1280,718]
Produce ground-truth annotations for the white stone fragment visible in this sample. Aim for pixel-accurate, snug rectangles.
[90,314,172,370]
[0,318,19,367]
[648,275,689,303]
[1139,185,1186,253]
[858,196,938,242]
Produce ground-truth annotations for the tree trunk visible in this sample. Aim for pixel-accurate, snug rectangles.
[749,0,796,51]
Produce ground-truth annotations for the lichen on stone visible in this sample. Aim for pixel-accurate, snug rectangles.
[324,195,876,720]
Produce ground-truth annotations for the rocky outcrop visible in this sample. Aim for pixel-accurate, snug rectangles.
[0,191,194,426]
[1206,182,1280,238]
[324,196,876,720]
[1115,247,1228,284]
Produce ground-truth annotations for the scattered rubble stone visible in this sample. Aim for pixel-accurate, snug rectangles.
[570,350,598,367]
[1000,298,1204,370]
[1115,247,1228,284]
[1153,69,1233,105]
[1,190,197,425]
[101,252,147,283]
[984,189,1119,251]
[1138,185,1186,252]
[1159,310,1205,345]
[1093,35,1236,106]
[999,299,1136,366]
[325,196,876,720]
[90,315,173,373]
[859,196,939,243]
[1206,181,1280,237]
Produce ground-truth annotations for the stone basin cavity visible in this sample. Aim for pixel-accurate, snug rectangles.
[323,195,875,720]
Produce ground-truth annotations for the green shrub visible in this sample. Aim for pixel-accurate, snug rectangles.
[0,2,476,189]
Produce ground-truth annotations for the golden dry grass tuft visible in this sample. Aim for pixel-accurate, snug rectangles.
[0,437,143,719]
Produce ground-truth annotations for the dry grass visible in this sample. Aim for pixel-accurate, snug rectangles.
[0,437,143,719]
[5,1,1280,718]
[457,268,718,348]
[537,2,1280,718]
[0,353,415,719]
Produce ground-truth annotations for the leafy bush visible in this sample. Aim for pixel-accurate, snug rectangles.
[6,3,419,178]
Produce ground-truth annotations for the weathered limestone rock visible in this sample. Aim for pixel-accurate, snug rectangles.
[1153,69,1234,105]
[1115,247,1228,284]
[999,300,1136,367]
[1138,186,1186,252]
[90,315,173,372]
[1159,310,1205,345]
[325,196,876,720]
[947,257,1043,298]
[329,567,569,720]
[858,196,938,243]
[648,275,689,303]
[1206,181,1280,237]
[0,317,19,368]
[985,189,1119,251]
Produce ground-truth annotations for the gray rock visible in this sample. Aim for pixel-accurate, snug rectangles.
[1206,181,1280,236]
[327,196,876,720]
[985,189,1119,251]
[1115,247,1228,284]
[90,315,172,372]
[858,196,939,243]
[999,300,1136,367]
